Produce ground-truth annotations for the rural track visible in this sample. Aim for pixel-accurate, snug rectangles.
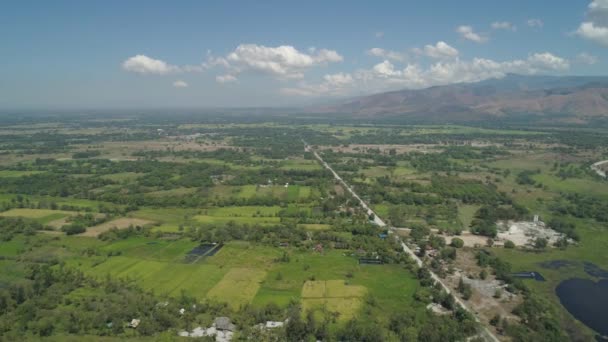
[304,141,501,342]
[591,160,608,178]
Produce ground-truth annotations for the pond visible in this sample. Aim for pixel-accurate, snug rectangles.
[556,278,608,337]
[546,261,608,338]
[511,271,545,281]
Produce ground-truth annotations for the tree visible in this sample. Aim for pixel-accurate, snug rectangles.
[490,314,501,326]
[504,240,515,249]
[285,305,308,341]
[451,237,464,248]
[462,285,473,300]
[534,237,548,250]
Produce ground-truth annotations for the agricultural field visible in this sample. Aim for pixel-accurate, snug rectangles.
[0,117,606,341]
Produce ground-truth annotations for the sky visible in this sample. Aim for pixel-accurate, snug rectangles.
[1,0,608,109]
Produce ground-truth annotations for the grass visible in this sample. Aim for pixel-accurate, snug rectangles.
[0,208,74,224]
[101,237,198,262]
[492,219,608,338]
[533,173,608,198]
[82,218,154,237]
[0,237,26,257]
[298,224,331,231]
[253,249,419,323]
[458,204,480,229]
[280,158,322,171]
[204,205,281,217]
[0,170,45,177]
[195,215,280,225]
[206,268,267,309]
[131,207,198,225]
[99,172,142,182]
[301,280,366,321]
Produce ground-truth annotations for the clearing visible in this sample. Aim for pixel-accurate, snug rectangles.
[81,218,154,237]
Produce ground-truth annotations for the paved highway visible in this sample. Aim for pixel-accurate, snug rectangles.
[305,141,500,342]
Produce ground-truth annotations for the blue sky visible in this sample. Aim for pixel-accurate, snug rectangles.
[1,0,607,108]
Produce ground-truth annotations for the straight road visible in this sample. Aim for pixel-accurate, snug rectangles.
[305,141,500,342]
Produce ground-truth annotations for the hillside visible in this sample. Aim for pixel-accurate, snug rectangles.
[312,74,608,124]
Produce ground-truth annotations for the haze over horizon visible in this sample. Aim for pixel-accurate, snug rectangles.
[2,0,608,109]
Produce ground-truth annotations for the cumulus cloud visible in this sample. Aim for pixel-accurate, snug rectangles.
[367,48,407,62]
[123,44,342,83]
[576,1,608,45]
[527,52,569,70]
[282,52,569,97]
[491,21,516,31]
[456,25,487,43]
[577,21,608,46]
[527,18,544,28]
[415,41,459,59]
[211,44,343,80]
[172,80,188,88]
[122,55,179,75]
[576,52,599,65]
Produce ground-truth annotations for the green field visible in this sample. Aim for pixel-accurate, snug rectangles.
[207,268,267,309]
[194,215,280,225]
[0,170,45,177]
[0,208,74,224]
[458,204,480,229]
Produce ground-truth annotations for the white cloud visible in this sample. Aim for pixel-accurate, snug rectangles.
[216,74,238,84]
[527,18,544,28]
[491,21,516,31]
[372,60,403,78]
[415,41,459,59]
[123,44,342,83]
[576,21,608,46]
[589,0,608,11]
[281,72,355,97]
[122,55,179,75]
[215,44,342,79]
[456,25,487,43]
[527,52,569,70]
[367,48,407,62]
[172,80,188,88]
[577,21,608,46]
[576,52,599,65]
[576,1,608,46]
[282,52,569,97]
[323,72,354,86]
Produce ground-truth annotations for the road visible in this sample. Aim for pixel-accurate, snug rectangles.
[305,141,501,342]
[591,160,608,178]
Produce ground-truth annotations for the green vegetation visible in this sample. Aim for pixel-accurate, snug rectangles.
[0,116,606,340]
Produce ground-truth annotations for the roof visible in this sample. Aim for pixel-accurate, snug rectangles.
[214,317,236,331]
[129,319,140,328]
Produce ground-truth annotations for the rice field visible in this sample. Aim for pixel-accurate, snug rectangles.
[206,268,267,309]
[301,280,366,321]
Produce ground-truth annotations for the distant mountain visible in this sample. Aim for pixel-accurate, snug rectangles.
[311,74,608,124]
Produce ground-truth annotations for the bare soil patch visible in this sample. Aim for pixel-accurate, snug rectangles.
[80,218,154,237]
[444,231,491,248]
[445,249,522,336]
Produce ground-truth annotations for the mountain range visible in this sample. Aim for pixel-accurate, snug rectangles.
[311,74,608,124]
